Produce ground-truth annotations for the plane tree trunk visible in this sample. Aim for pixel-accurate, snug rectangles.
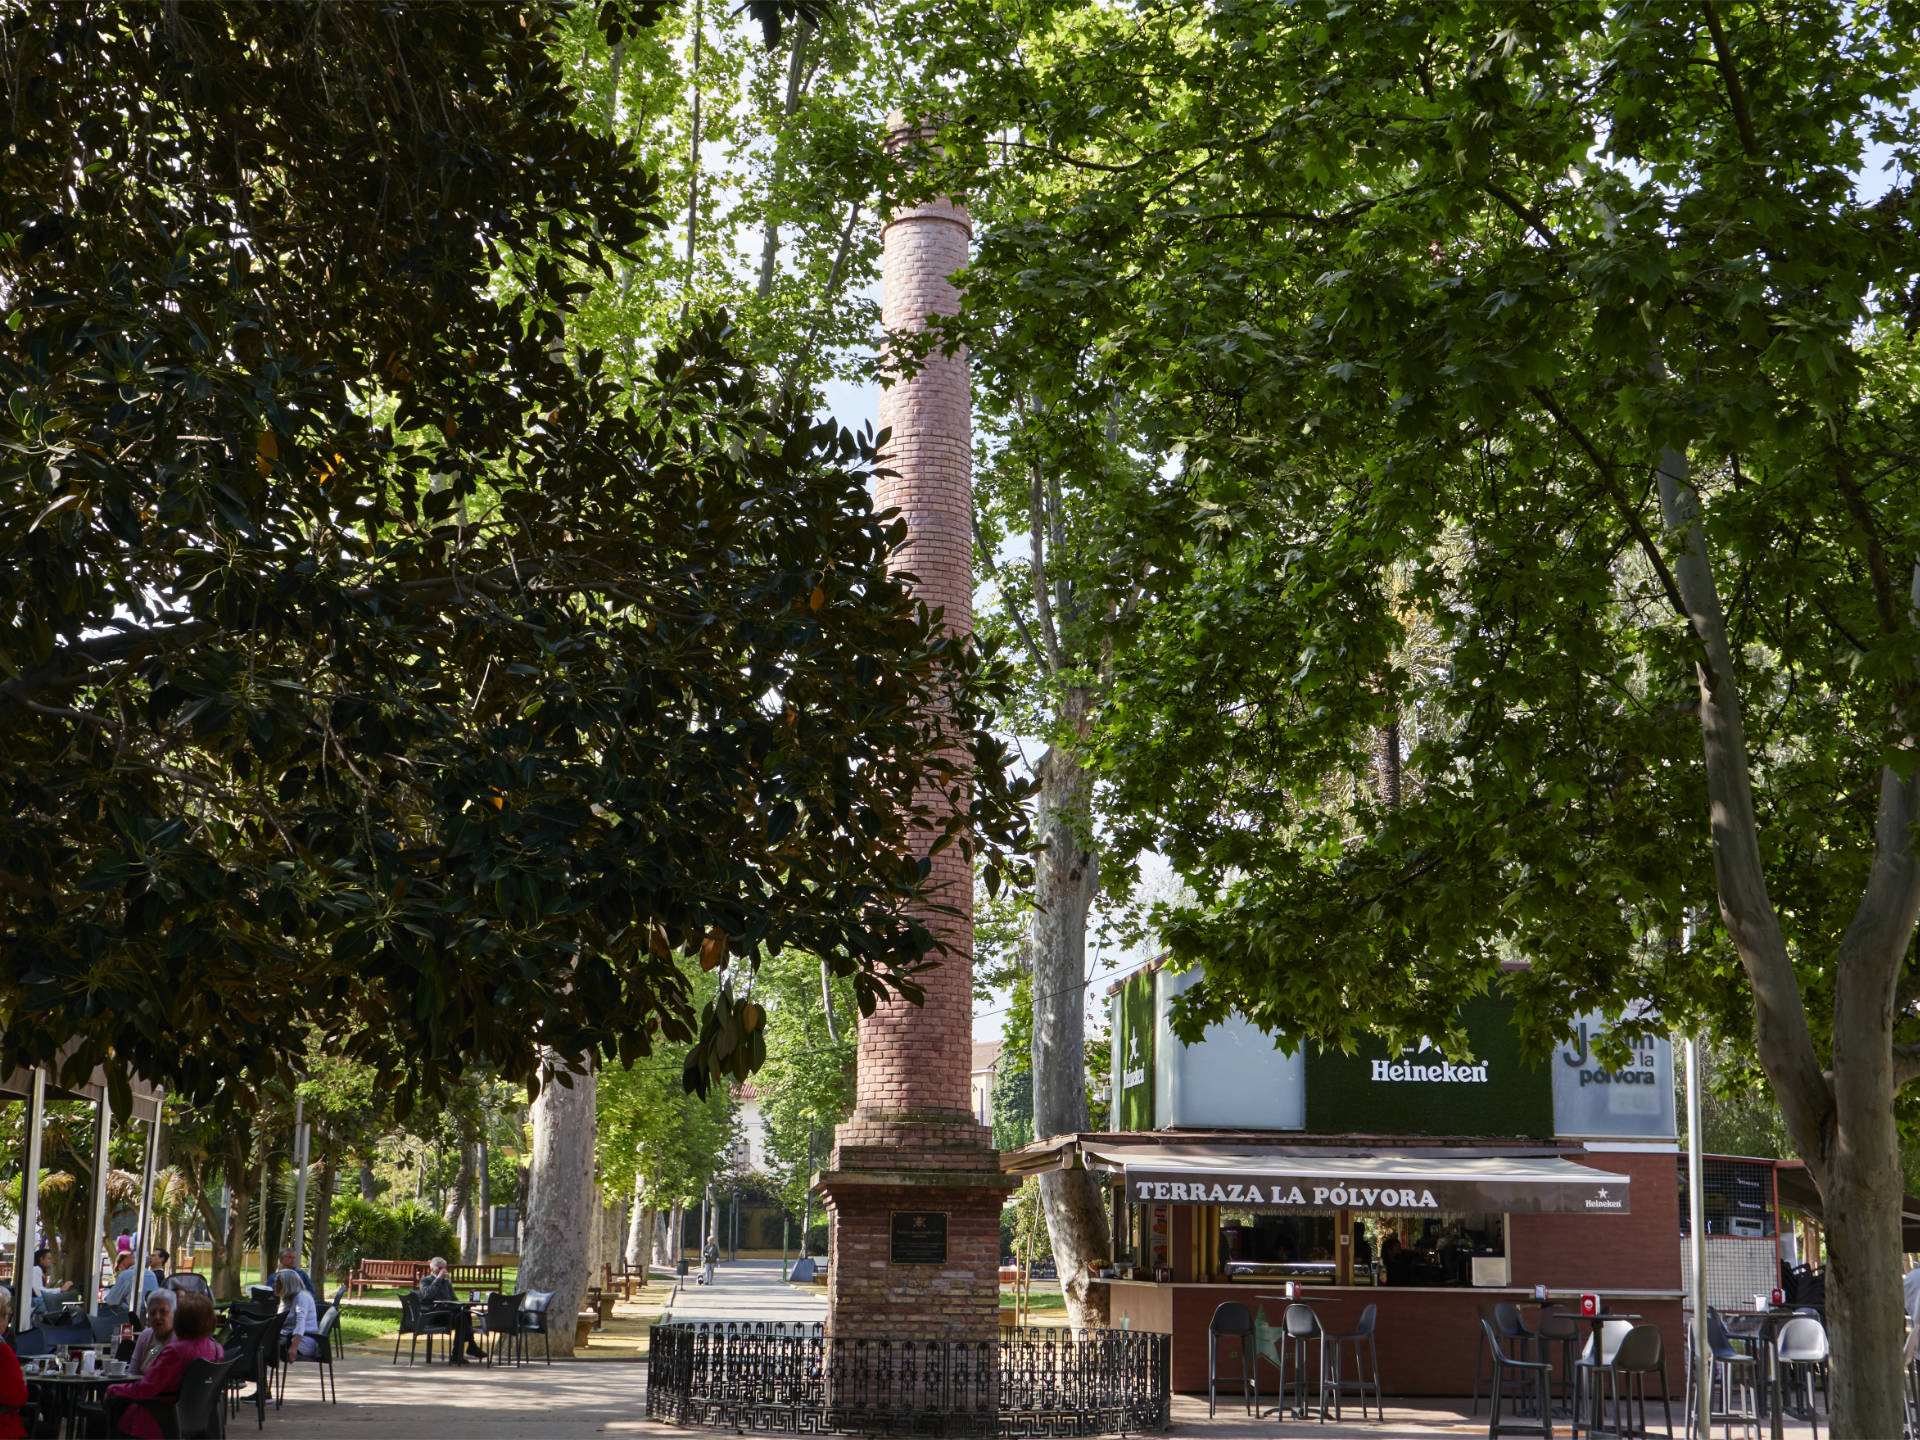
[1029,711,1111,1329]
[519,1052,596,1358]
[1656,446,1917,1437]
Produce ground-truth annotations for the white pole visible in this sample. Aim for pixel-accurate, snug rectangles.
[1685,1035,1711,1438]
[15,1067,46,1334]
[85,1092,112,1315]
[131,1092,163,1302]
[291,1095,310,1266]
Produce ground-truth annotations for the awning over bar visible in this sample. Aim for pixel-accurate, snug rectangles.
[1074,1142,1631,1216]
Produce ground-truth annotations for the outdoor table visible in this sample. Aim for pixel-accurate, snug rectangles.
[1254,1293,1351,1420]
[1724,1308,1794,1440]
[26,1370,112,1439]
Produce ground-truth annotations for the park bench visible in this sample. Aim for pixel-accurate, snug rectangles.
[346,1258,427,1298]
[446,1263,505,1291]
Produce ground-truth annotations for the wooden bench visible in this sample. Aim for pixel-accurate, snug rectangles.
[446,1263,506,1292]
[346,1259,427,1298]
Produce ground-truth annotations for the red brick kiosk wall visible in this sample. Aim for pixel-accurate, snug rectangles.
[1105,1149,1683,1396]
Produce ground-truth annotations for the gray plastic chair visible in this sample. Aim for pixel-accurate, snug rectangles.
[1206,1301,1257,1417]
[1774,1316,1829,1440]
[1281,1303,1324,1420]
[1685,1310,1758,1440]
[1578,1324,1670,1439]
[1323,1301,1381,1421]
[1483,1316,1554,1438]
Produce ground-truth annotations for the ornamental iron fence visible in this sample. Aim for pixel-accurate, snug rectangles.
[646,1322,1172,1437]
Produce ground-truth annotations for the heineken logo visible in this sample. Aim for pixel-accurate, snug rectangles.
[1371,1058,1489,1083]
[1122,1031,1147,1090]
[1133,1179,1441,1209]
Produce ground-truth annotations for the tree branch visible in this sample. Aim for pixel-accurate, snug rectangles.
[973,511,1050,674]
[1528,388,1697,637]
[1700,2,1763,159]
[1652,442,1832,1161]
[1894,1041,1920,1090]
[1483,182,1562,249]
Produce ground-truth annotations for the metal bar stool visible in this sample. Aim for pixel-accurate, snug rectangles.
[1483,1316,1555,1438]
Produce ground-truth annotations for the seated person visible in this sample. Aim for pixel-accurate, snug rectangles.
[0,1292,29,1440]
[275,1268,319,1366]
[273,1248,315,1298]
[27,1247,73,1317]
[128,1290,176,1377]
[101,1253,160,1313]
[417,1257,484,1361]
[106,1291,222,1439]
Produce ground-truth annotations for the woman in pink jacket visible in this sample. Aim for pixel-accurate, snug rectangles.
[106,1291,223,1439]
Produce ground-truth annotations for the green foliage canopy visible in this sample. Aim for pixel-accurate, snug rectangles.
[0,0,1030,1117]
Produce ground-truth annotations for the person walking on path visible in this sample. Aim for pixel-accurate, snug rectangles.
[701,1241,718,1287]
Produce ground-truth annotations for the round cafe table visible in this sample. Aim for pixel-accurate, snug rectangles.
[25,1370,113,1439]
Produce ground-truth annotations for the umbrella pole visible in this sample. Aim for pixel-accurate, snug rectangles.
[85,1092,112,1315]
[14,1067,46,1335]
[291,1094,309,1267]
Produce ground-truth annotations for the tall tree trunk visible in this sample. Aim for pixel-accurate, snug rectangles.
[309,1155,335,1298]
[443,1131,474,1233]
[358,1158,377,1202]
[669,1199,684,1266]
[754,18,814,300]
[1029,719,1111,1329]
[626,1173,648,1270]
[476,1137,491,1267]
[520,1052,596,1357]
[1655,444,1915,1435]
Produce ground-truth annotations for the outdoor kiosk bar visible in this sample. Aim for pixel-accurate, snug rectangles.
[1026,965,1685,1396]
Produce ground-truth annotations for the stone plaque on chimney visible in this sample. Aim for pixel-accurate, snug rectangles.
[889,1210,949,1266]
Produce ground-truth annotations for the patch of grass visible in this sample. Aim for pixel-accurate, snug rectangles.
[999,1288,1067,1312]
[336,1303,404,1348]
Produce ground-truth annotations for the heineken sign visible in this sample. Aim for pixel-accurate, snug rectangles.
[1304,994,1553,1137]
[1370,1057,1489,1085]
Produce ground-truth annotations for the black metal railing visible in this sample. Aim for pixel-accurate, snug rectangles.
[646,1322,1171,1437]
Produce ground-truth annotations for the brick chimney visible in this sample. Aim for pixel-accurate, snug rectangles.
[815,119,1012,1343]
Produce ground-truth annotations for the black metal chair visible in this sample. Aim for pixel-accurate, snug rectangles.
[108,1353,243,1440]
[1775,1316,1828,1440]
[1534,1307,1583,1412]
[394,1290,455,1366]
[1323,1301,1381,1421]
[1483,1316,1555,1438]
[276,1303,340,1406]
[1206,1301,1257,1418]
[1578,1323,1670,1439]
[219,1311,278,1431]
[1475,1303,1499,1416]
[517,1290,554,1366]
[484,1291,523,1367]
[167,1272,212,1296]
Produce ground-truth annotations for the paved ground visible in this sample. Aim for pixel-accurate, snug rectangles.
[283,1262,1823,1438]
[284,1359,1824,1439]
[659,1257,827,1325]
